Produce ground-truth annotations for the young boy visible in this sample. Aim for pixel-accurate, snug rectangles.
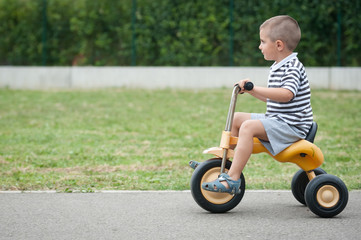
[202,15,313,194]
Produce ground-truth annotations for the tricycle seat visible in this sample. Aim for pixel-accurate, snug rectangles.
[252,138,324,171]
[305,122,318,143]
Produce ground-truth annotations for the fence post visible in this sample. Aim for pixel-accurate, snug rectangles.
[131,0,137,66]
[42,0,47,66]
[229,0,234,66]
[336,5,342,66]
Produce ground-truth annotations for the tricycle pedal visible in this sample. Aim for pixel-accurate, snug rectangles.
[189,160,200,169]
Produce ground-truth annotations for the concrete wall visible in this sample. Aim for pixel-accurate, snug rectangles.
[0,66,360,90]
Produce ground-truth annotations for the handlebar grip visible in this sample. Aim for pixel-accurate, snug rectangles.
[244,82,254,91]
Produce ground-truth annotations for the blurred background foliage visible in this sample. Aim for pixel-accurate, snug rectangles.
[0,0,360,66]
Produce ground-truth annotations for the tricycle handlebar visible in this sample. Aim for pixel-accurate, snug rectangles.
[235,81,254,92]
[244,82,254,91]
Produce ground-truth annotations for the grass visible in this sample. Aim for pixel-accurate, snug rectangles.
[0,88,360,192]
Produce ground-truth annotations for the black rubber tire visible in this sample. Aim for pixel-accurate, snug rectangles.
[291,168,327,205]
[305,174,348,218]
[190,158,245,213]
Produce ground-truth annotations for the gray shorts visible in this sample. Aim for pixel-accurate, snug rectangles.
[251,113,305,156]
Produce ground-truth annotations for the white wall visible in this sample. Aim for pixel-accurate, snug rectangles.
[0,66,360,90]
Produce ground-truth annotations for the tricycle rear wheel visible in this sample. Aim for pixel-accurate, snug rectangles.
[291,168,327,205]
[190,158,245,213]
[305,174,348,218]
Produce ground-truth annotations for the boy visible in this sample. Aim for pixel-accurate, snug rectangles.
[202,15,313,194]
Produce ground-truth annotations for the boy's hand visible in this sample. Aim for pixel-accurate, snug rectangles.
[235,79,251,93]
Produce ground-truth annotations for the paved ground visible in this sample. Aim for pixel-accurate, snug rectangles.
[0,190,360,240]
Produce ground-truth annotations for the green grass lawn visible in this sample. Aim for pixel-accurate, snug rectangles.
[0,88,360,192]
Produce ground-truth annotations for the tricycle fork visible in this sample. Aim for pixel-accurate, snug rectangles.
[220,82,253,173]
[220,85,241,173]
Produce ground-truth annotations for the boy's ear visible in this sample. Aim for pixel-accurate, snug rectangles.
[276,40,285,51]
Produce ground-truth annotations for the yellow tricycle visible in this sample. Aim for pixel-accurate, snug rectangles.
[189,82,348,218]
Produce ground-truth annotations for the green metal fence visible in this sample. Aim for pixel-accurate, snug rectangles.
[1,0,360,67]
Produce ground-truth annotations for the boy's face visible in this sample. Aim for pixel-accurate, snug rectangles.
[259,28,278,61]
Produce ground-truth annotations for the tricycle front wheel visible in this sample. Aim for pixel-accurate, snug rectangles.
[190,158,245,213]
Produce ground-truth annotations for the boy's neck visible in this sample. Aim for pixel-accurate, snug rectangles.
[271,52,298,71]
[274,51,294,64]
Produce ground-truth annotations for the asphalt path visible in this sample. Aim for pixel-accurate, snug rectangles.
[1,190,360,240]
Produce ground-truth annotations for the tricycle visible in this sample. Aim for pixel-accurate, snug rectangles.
[189,82,348,218]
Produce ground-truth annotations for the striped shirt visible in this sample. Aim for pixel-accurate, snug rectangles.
[266,53,313,137]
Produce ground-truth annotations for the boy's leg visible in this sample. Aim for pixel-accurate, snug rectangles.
[206,114,266,191]
[229,119,268,180]
[217,119,267,190]
[231,112,251,148]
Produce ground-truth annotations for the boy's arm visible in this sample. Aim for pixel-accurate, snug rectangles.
[237,79,294,103]
[247,86,294,103]
[247,88,268,102]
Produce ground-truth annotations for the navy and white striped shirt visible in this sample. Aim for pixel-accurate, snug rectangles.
[266,53,313,137]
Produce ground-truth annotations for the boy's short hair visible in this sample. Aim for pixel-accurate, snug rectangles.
[260,15,301,51]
